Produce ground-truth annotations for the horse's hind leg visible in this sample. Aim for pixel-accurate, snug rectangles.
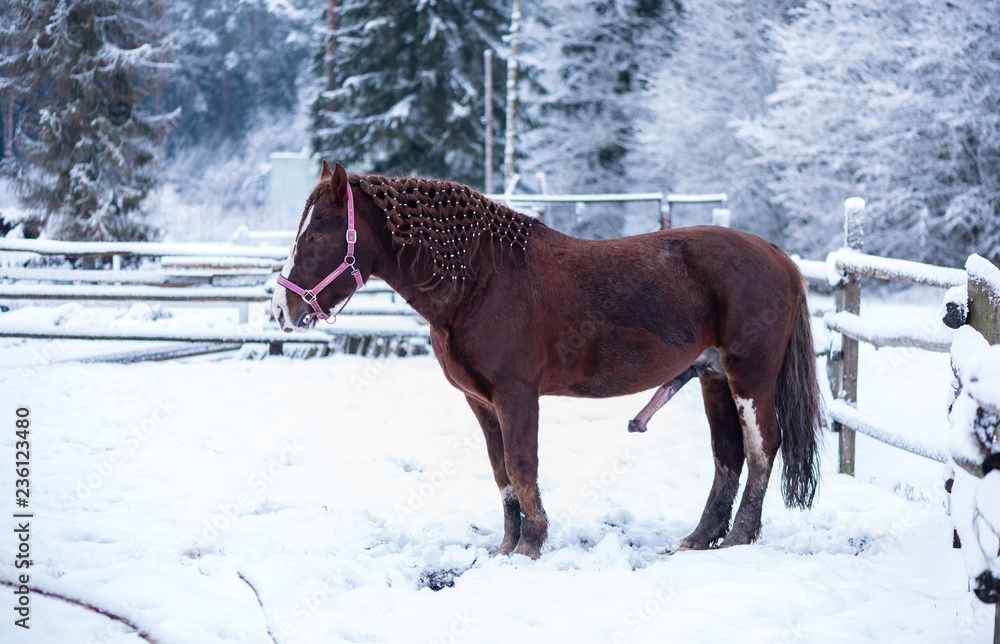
[679,370,745,550]
[721,389,780,547]
[465,395,521,556]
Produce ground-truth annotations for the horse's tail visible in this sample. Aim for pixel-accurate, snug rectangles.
[776,280,822,509]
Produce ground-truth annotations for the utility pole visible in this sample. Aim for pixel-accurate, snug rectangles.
[484,50,494,194]
[326,0,337,91]
[503,0,521,190]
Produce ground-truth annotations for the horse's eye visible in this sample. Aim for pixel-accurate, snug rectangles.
[307,235,321,243]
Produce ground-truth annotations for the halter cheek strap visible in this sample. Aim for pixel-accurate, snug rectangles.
[276,183,365,322]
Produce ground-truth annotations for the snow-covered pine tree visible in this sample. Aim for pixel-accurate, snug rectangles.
[0,0,177,241]
[739,0,1000,265]
[633,0,801,241]
[520,0,681,238]
[162,0,312,148]
[311,0,510,188]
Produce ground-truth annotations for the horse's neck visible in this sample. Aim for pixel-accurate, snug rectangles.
[366,232,468,327]
[373,260,473,327]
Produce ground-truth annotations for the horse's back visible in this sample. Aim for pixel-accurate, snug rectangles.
[526,225,801,397]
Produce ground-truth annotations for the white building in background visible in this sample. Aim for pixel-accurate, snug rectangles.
[264,152,318,223]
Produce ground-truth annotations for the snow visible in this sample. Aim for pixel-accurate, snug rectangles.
[831,249,967,289]
[0,238,289,260]
[844,197,865,250]
[0,292,994,642]
[951,325,1000,416]
[828,400,947,463]
[967,254,1000,310]
[790,255,827,284]
[0,283,271,302]
[823,310,954,352]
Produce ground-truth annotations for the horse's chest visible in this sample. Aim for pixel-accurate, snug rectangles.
[429,326,493,403]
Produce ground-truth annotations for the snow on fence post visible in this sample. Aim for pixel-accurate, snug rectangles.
[234,226,250,324]
[968,254,1000,346]
[949,256,1000,639]
[711,208,731,228]
[660,203,670,230]
[834,198,865,475]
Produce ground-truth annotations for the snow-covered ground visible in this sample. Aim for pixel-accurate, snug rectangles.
[0,291,995,643]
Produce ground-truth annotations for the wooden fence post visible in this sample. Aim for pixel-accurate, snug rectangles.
[834,198,865,475]
[967,255,1000,345]
[966,254,1000,643]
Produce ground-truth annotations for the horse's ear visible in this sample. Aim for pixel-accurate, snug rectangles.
[320,159,333,179]
[330,161,348,208]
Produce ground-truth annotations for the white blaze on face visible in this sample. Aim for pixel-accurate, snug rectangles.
[271,203,314,327]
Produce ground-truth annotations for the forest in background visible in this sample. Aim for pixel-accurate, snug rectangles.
[0,0,998,267]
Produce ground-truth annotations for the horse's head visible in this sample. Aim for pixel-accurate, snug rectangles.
[272,160,371,331]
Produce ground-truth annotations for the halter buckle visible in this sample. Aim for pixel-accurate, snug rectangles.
[346,229,358,244]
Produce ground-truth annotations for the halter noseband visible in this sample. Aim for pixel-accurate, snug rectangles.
[276,183,365,322]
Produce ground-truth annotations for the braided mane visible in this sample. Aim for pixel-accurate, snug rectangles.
[353,173,534,293]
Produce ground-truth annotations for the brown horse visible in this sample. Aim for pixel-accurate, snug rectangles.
[272,161,822,559]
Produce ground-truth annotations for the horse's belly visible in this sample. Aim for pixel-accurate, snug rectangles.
[543,327,701,398]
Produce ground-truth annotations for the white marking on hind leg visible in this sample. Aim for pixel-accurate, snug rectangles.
[733,395,765,463]
[500,484,517,504]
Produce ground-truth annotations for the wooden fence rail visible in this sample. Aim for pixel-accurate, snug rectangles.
[0,237,424,358]
[805,198,999,638]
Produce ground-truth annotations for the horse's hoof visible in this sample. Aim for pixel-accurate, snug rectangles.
[674,544,696,552]
[512,542,542,560]
[627,419,647,433]
[493,538,518,557]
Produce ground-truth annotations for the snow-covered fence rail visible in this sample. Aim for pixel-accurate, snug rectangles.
[0,238,424,358]
[0,322,430,359]
[818,199,977,476]
[808,200,1000,632]
[0,237,289,261]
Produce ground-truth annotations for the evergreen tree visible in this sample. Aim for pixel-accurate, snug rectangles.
[0,0,177,241]
[162,0,312,148]
[311,0,510,188]
[634,0,801,240]
[521,0,681,196]
[739,0,1000,265]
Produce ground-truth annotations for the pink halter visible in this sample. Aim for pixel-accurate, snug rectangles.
[276,183,365,322]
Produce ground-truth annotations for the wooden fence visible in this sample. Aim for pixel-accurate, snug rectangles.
[795,199,999,637]
[0,237,429,359]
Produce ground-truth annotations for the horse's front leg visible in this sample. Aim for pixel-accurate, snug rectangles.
[465,395,521,555]
[492,383,546,559]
